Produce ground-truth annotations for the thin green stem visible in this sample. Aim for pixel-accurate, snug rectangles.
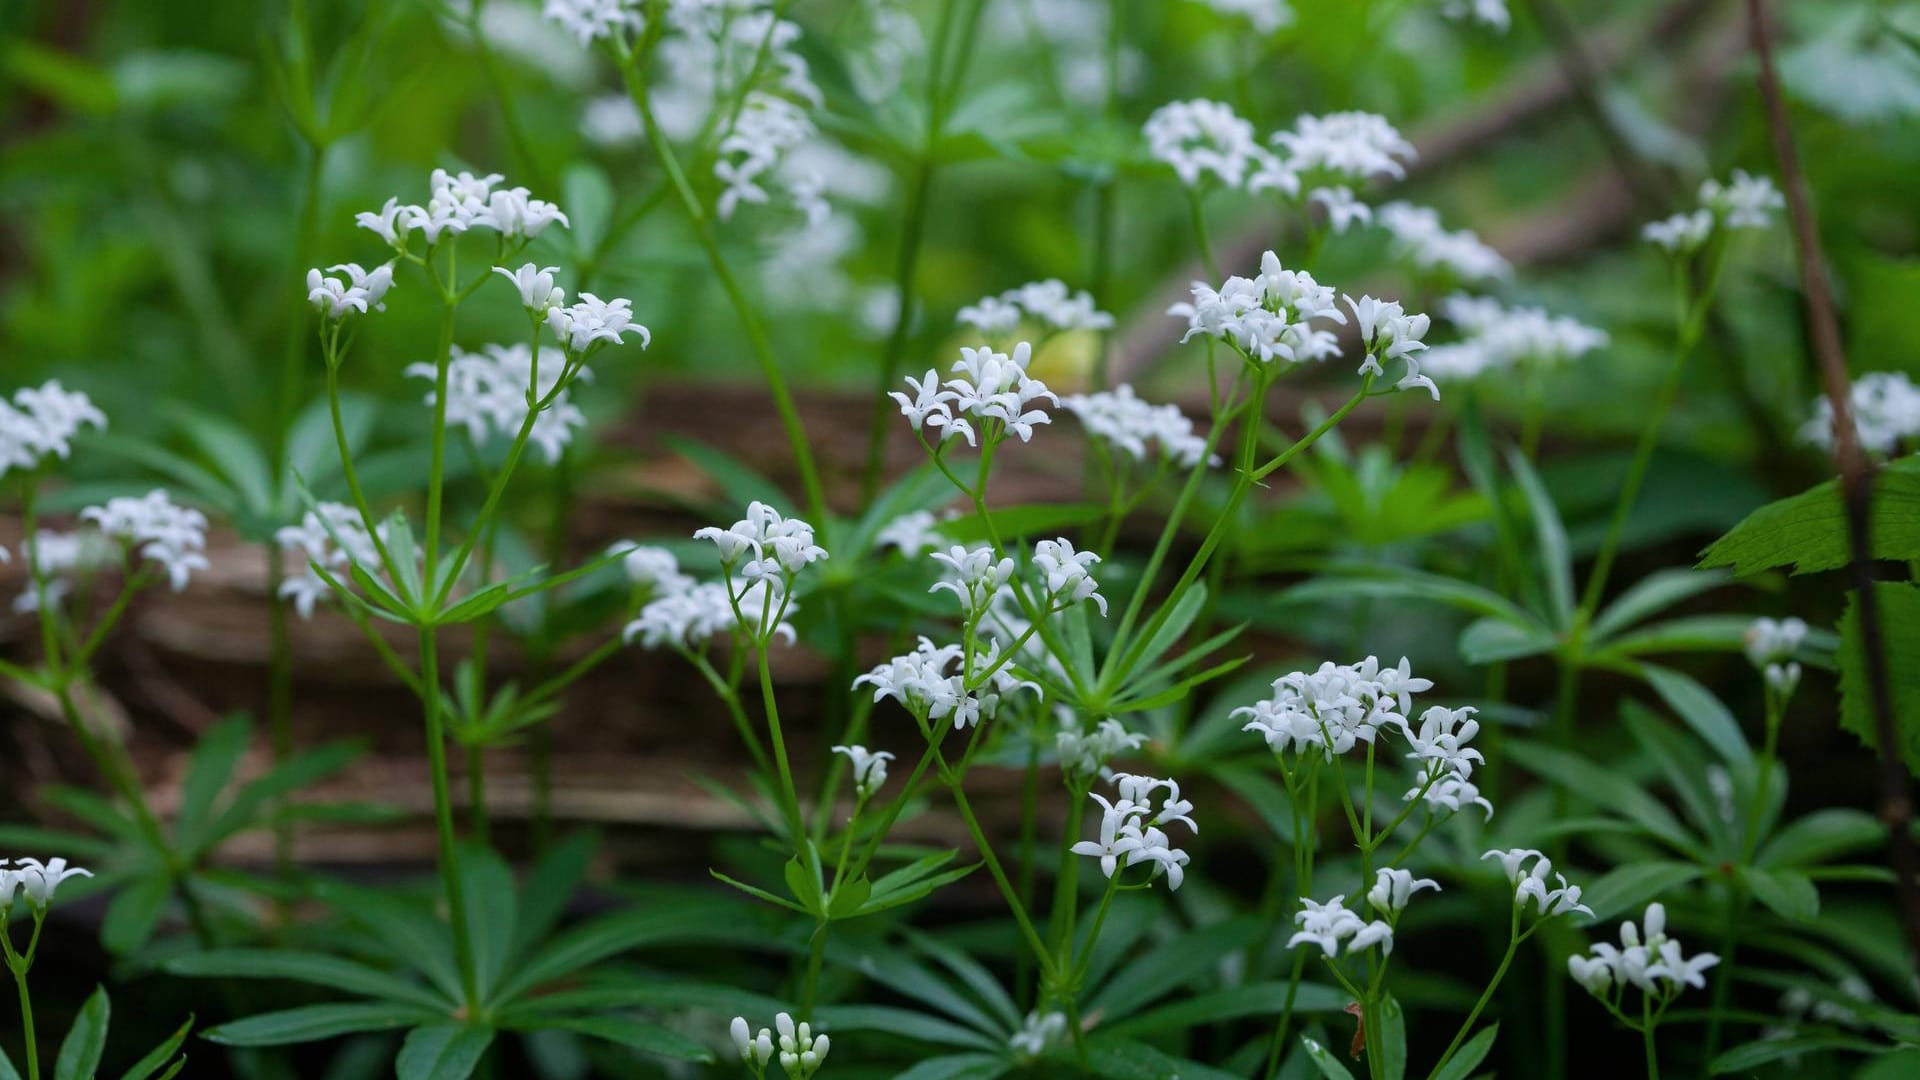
[1428,911,1521,1079]
[423,298,458,594]
[939,748,1055,977]
[419,629,481,1014]
[11,965,38,1080]
[757,644,808,845]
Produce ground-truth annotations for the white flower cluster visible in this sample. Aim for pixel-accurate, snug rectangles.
[0,856,93,913]
[719,93,826,224]
[1289,894,1394,958]
[1801,370,1920,455]
[276,503,388,619]
[306,263,395,319]
[875,509,956,558]
[957,279,1115,336]
[1376,201,1511,282]
[730,1012,829,1080]
[1168,251,1345,366]
[1144,99,1263,188]
[1270,111,1417,188]
[930,544,1014,618]
[547,292,649,354]
[853,636,1040,730]
[1056,714,1147,778]
[1070,773,1196,890]
[1032,538,1106,615]
[406,344,590,464]
[1190,0,1294,34]
[9,531,114,614]
[1642,169,1783,253]
[623,503,826,650]
[696,501,829,584]
[1345,293,1437,398]
[1009,1010,1068,1060]
[892,341,1057,447]
[1440,0,1510,32]
[543,0,643,46]
[0,380,107,480]
[1061,385,1214,468]
[832,743,893,800]
[1420,294,1610,382]
[625,579,795,648]
[1234,655,1431,759]
[1568,902,1720,998]
[1482,848,1594,919]
[1745,616,1808,697]
[356,169,568,249]
[81,490,210,591]
[615,544,695,596]
[1145,102,1416,203]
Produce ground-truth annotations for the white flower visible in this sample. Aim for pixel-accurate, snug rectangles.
[276,503,386,619]
[1235,656,1431,761]
[1766,661,1803,698]
[1700,169,1784,230]
[890,369,975,447]
[407,343,591,464]
[355,197,412,247]
[1310,186,1372,232]
[1168,252,1351,365]
[957,294,1023,335]
[833,744,894,800]
[1569,902,1720,999]
[544,0,643,46]
[1642,209,1715,253]
[1056,715,1146,777]
[945,342,1057,443]
[10,531,115,614]
[495,263,567,314]
[1367,868,1439,915]
[1404,705,1484,780]
[1482,847,1545,885]
[1061,385,1214,468]
[481,186,570,240]
[1031,537,1105,615]
[1513,856,1594,919]
[696,502,828,585]
[581,93,645,147]
[851,637,1035,728]
[1143,99,1261,188]
[1005,279,1115,332]
[80,490,210,591]
[9,857,92,909]
[548,293,649,353]
[1288,894,1393,957]
[1440,0,1510,32]
[1744,616,1808,670]
[1190,0,1294,34]
[1271,111,1416,185]
[930,544,1014,617]
[1070,794,1146,880]
[1410,773,1495,819]
[716,92,822,223]
[1422,294,1610,383]
[1070,776,1195,889]
[876,509,945,557]
[1009,1010,1067,1060]
[773,1011,830,1078]
[307,263,395,318]
[730,1016,774,1067]
[1376,202,1509,282]
[615,544,694,596]
[0,381,107,479]
[1801,371,1920,454]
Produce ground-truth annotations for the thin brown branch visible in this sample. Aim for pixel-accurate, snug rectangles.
[1747,0,1920,1000]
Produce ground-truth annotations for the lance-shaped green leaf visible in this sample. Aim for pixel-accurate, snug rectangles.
[53,986,110,1080]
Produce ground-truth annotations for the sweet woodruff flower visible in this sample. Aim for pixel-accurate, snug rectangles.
[1345,293,1437,398]
[307,263,396,319]
[1056,714,1147,777]
[1483,849,1593,919]
[1420,294,1609,384]
[1235,656,1434,760]
[930,544,1014,617]
[1032,537,1106,615]
[1643,169,1783,253]
[353,169,568,252]
[615,544,695,596]
[1375,201,1511,282]
[730,1015,775,1070]
[1568,902,1719,998]
[853,636,1039,729]
[544,0,643,46]
[1367,868,1440,915]
[495,263,567,315]
[696,502,829,583]
[1009,1010,1068,1061]
[1403,705,1485,780]
[717,92,826,225]
[1070,774,1196,889]
[0,381,107,480]
[876,509,947,558]
[1061,385,1214,469]
[832,743,893,799]
[1310,185,1371,232]
[1270,111,1416,185]
[1289,894,1394,958]
[624,580,796,649]
[1411,773,1494,819]
[1744,616,1808,669]
[956,279,1115,335]
[1192,0,1293,34]
[10,531,114,615]
[1168,251,1345,366]
[276,502,387,619]
[1144,99,1262,188]
[408,345,590,464]
[1641,209,1714,253]
[1802,371,1920,455]
[1,857,93,911]
[81,490,210,591]
[547,293,649,354]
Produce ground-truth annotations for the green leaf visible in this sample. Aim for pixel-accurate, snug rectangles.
[53,986,109,1080]
[888,1053,1010,1080]
[1087,1039,1244,1080]
[1104,982,1347,1039]
[284,393,372,504]
[1130,584,1209,673]
[710,869,810,914]
[1428,1023,1498,1080]
[808,1005,1002,1052]
[0,1045,19,1080]
[175,714,253,848]
[204,1004,442,1046]
[118,1014,193,1080]
[827,875,872,918]
[396,1023,495,1080]
[1594,615,1759,661]
[828,942,1002,1036]
[101,873,173,954]
[1743,866,1821,921]
[1375,995,1406,1080]
[382,510,424,608]
[493,902,760,1004]
[1282,565,1539,627]
[1115,654,1250,713]
[1699,459,1920,576]
[1579,861,1705,921]
[1458,616,1559,664]
[171,407,274,516]
[202,741,364,850]
[517,1016,712,1064]
[1088,918,1260,1018]
[1838,582,1920,776]
[436,582,513,625]
[459,845,518,997]
[1590,568,1732,641]
[784,850,826,917]
[940,503,1103,544]
[904,929,1022,1032]
[510,832,597,964]
[1709,1033,1888,1073]
[313,884,462,1002]
[1619,703,1730,851]
[1505,447,1575,629]
[1506,740,1701,857]
[1759,808,1885,867]
[1299,1035,1357,1080]
[165,949,453,1011]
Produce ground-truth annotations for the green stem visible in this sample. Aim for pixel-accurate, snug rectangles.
[757,643,807,845]
[1642,998,1660,1079]
[11,965,38,1080]
[266,552,295,885]
[419,630,481,1014]
[1427,912,1520,1079]
[939,749,1055,977]
[423,298,457,595]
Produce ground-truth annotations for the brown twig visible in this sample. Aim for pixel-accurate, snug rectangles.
[1747,0,1920,1000]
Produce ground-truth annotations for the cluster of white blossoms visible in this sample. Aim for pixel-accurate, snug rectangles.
[1289,894,1395,958]
[1070,773,1196,890]
[1745,615,1808,697]
[1642,169,1784,253]
[8,532,114,614]
[1345,293,1437,398]
[956,279,1115,336]
[831,744,893,800]
[1056,714,1147,778]
[80,490,210,592]
[1483,848,1594,920]
[1568,902,1720,999]
[624,504,827,650]
[719,93,826,224]
[276,503,388,620]
[1270,110,1417,189]
[1189,0,1294,34]
[853,636,1040,730]
[1375,201,1511,283]
[625,580,794,648]
[1061,385,1214,468]
[1144,102,1417,215]
[875,508,958,558]
[0,380,107,480]
[730,1012,829,1080]
[1421,294,1611,382]
[1440,0,1511,32]
[1367,867,1441,916]
[697,501,829,584]
[1801,370,1920,455]
[615,543,696,597]
[306,263,395,319]
[406,344,590,464]
[542,0,642,46]
[1032,538,1106,615]
[1143,99,1263,188]
[1168,251,1344,366]
[356,169,568,250]
[0,856,93,913]
[892,341,1057,448]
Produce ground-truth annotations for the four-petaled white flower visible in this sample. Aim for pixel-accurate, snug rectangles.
[1366,868,1439,915]
[1032,537,1106,615]
[930,544,1015,617]
[942,342,1058,444]
[833,744,894,800]
[548,293,649,353]
[1062,385,1214,468]
[495,263,567,315]
[4,857,93,911]
[1289,894,1394,958]
[1568,902,1720,1000]
[307,262,395,319]
[1069,774,1197,890]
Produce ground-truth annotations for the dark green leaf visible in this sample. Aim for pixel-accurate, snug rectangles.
[53,986,109,1080]
[396,1023,495,1080]
[204,1004,443,1046]
[1708,1033,1887,1073]
[1838,582,1920,777]
[1428,1023,1498,1080]
[1759,808,1885,867]
[1458,616,1558,664]
[1299,1034,1357,1080]
[1743,866,1821,921]
[1698,459,1920,576]
[164,949,452,1011]
[1506,741,1700,857]
[510,832,597,964]
[1637,664,1753,768]
[1505,447,1574,629]
[517,1016,711,1064]
[118,1014,193,1080]
[1103,981,1347,1038]
[1590,569,1732,641]
[1579,861,1704,921]
[1088,918,1260,1018]
[101,873,172,955]
[808,1005,1001,1052]
[175,715,252,849]
[459,845,518,997]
